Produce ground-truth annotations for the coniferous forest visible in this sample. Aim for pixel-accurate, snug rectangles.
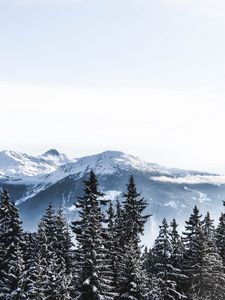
[1,170,225,300]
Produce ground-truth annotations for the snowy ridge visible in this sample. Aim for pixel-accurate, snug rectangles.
[44,150,218,185]
[0,149,223,186]
[0,149,70,180]
[45,150,160,183]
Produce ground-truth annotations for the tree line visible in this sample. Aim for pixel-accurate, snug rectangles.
[1,170,225,299]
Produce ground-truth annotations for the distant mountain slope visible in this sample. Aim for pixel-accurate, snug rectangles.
[0,149,70,181]
[0,149,225,243]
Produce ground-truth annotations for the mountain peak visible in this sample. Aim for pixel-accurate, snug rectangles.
[98,150,125,157]
[42,149,60,157]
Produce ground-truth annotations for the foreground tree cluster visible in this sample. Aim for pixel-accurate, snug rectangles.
[1,171,225,299]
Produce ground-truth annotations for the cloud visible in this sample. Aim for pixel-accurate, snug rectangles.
[151,175,225,185]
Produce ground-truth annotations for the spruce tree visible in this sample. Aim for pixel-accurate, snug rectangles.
[113,198,126,296]
[122,176,149,247]
[182,206,203,298]
[22,232,38,298]
[0,190,25,300]
[71,170,116,300]
[216,211,225,265]
[25,252,45,300]
[119,176,150,300]
[29,203,72,300]
[105,201,119,292]
[54,209,73,299]
[169,219,186,294]
[202,211,215,241]
[152,218,185,300]
[194,212,225,300]
[23,232,37,273]
[36,202,58,300]
[182,209,225,299]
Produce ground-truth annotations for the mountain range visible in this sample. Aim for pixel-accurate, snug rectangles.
[1,149,225,243]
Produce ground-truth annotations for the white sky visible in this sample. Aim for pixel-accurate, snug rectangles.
[0,0,225,173]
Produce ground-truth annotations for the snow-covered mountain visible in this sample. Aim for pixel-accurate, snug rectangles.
[43,150,216,185]
[0,149,225,242]
[0,149,70,181]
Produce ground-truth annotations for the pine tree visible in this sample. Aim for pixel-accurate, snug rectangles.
[199,248,225,300]
[142,247,156,281]
[36,202,58,300]
[182,205,203,297]
[193,212,225,300]
[111,198,126,297]
[152,218,185,300]
[0,190,25,300]
[28,203,72,300]
[54,209,73,299]
[202,211,215,241]
[22,232,38,298]
[119,176,150,300]
[71,170,116,300]
[183,210,225,299]
[169,219,186,294]
[122,176,149,247]
[25,252,45,300]
[104,201,119,291]
[23,232,37,273]
[170,219,184,267]
[216,211,225,265]
[10,245,26,300]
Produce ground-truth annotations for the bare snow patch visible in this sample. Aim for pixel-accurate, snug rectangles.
[184,186,211,203]
[102,190,121,200]
[67,205,77,212]
[163,200,178,209]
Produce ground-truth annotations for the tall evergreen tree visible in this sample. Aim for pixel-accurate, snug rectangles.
[54,209,73,299]
[197,212,225,300]
[122,176,149,247]
[182,206,203,298]
[36,202,58,300]
[22,232,38,298]
[104,201,119,292]
[182,207,223,299]
[169,219,186,294]
[113,198,126,296]
[152,218,185,300]
[71,170,116,300]
[119,176,150,300]
[216,208,225,265]
[0,190,25,300]
[55,209,73,274]
[25,252,45,300]
[28,203,72,300]
[23,232,37,274]
[170,219,184,268]
[202,211,215,241]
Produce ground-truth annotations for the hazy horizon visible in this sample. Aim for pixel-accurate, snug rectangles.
[1,0,225,173]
